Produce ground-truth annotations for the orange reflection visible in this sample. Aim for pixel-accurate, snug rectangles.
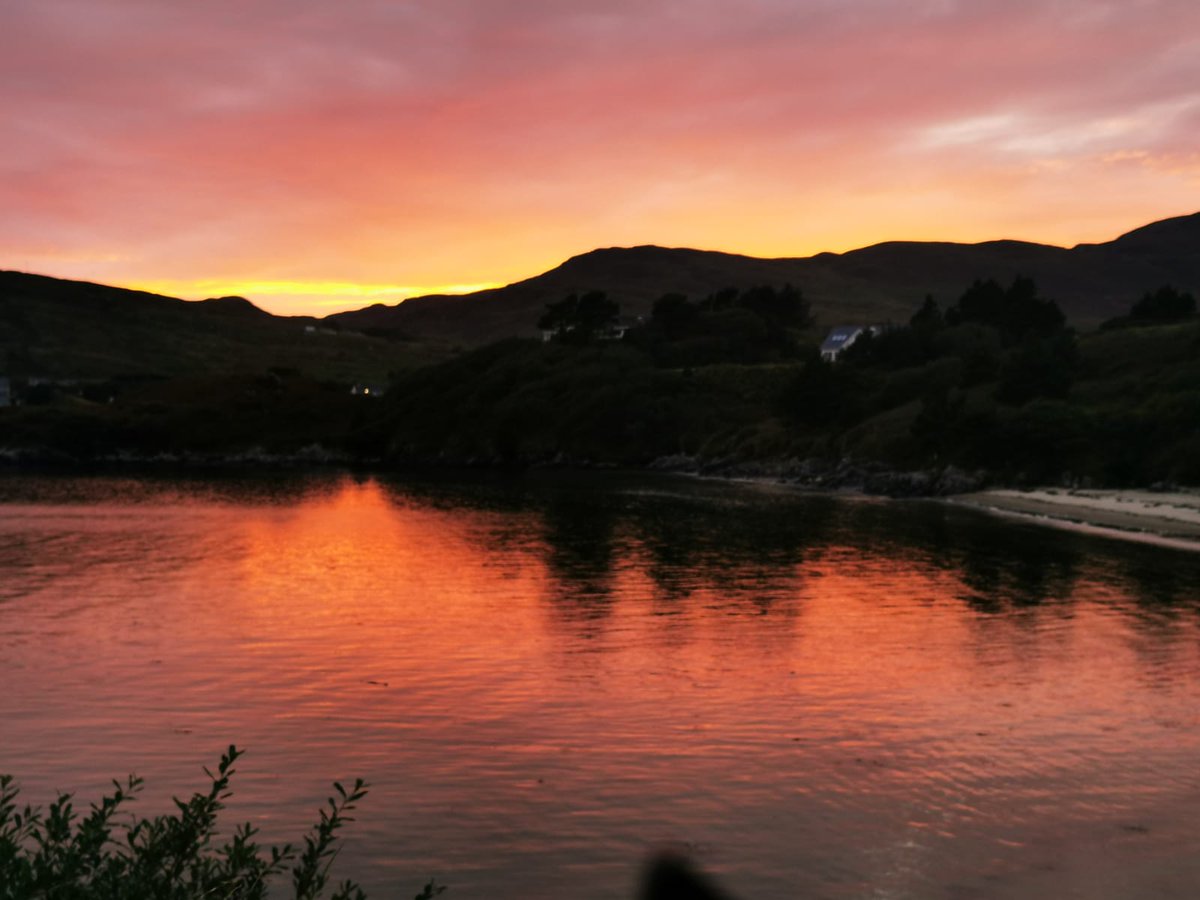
[4,475,1200,899]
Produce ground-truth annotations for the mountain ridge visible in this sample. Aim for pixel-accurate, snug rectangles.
[3,212,1198,359]
[328,211,1200,343]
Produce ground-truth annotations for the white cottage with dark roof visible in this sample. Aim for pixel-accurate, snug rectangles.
[819,325,878,362]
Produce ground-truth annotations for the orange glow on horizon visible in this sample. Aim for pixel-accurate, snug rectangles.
[127,279,505,316]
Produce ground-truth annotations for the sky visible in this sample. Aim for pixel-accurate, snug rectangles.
[2,0,1199,316]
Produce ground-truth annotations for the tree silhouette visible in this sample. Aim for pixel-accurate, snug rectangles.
[649,292,698,340]
[946,277,1064,343]
[1130,285,1195,323]
[909,295,943,331]
[537,291,620,343]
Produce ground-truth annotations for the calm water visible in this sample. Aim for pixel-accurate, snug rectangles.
[1,471,1199,899]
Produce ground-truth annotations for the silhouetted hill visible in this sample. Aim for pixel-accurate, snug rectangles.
[1084,211,1200,285]
[328,212,1200,343]
[194,295,273,318]
[0,271,439,381]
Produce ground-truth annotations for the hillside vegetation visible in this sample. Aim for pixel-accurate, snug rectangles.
[4,276,1198,488]
[363,281,1199,487]
[2,214,1198,489]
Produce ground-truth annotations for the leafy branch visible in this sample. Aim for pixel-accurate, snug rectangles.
[0,747,444,900]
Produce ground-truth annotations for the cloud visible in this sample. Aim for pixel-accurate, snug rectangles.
[3,0,1199,313]
[918,95,1200,159]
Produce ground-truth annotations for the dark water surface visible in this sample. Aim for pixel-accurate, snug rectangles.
[1,471,1198,899]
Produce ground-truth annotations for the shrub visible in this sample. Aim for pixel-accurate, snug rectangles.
[0,746,444,900]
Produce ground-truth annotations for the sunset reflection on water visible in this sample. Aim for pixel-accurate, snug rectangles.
[1,472,1199,899]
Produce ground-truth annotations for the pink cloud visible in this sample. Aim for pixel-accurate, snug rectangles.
[2,0,1198,313]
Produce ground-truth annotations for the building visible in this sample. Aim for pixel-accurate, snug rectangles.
[541,316,640,343]
[819,325,878,362]
[0,376,10,407]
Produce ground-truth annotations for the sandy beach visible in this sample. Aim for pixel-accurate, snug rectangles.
[949,488,1200,549]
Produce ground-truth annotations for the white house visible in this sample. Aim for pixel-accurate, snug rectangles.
[819,325,879,362]
[541,317,639,343]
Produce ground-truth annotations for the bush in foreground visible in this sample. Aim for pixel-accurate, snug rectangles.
[0,746,444,900]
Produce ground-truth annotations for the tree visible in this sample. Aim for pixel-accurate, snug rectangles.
[945,277,1064,343]
[736,284,811,329]
[946,278,1005,329]
[537,291,620,344]
[699,287,739,312]
[909,295,943,331]
[649,293,698,340]
[1130,285,1196,323]
[999,276,1065,340]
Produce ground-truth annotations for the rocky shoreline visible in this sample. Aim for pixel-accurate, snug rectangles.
[648,454,986,496]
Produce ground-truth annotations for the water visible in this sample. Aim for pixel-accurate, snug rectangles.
[1,471,1198,899]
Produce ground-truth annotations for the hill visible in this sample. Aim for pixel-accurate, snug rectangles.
[4,211,1197,378]
[4,262,1196,487]
[0,271,442,382]
[328,212,1200,344]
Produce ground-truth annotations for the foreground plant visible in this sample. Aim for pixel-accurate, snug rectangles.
[0,745,443,900]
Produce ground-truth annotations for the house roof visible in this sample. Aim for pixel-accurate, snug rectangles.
[820,326,866,352]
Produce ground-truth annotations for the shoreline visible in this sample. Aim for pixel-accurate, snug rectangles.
[947,488,1200,551]
[5,451,1200,552]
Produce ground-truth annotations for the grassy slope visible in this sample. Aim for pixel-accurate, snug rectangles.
[0,271,447,383]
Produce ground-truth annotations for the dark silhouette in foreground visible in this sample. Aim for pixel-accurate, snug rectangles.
[640,853,735,900]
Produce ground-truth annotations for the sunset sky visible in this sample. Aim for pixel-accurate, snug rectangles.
[3,0,1199,316]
